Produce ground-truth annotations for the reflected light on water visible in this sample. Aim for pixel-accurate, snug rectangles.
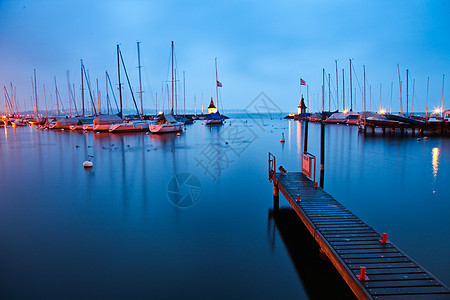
[432,147,439,179]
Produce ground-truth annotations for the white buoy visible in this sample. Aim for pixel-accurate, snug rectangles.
[280,132,285,143]
[417,138,421,141]
[423,136,428,140]
[83,161,93,168]
[177,132,181,136]
[146,132,150,135]
[83,155,94,168]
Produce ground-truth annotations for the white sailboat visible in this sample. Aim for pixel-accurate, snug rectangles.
[149,113,182,133]
[149,41,183,133]
[109,42,150,133]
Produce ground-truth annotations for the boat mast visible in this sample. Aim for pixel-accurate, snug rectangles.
[426,77,429,118]
[106,72,109,115]
[412,79,415,114]
[390,82,393,114]
[171,41,174,114]
[406,69,409,115]
[201,93,204,114]
[66,71,72,117]
[81,59,85,117]
[54,77,60,116]
[97,78,100,115]
[175,70,177,115]
[215,57,219,112]
[379,84,382,112]
[117,44,122,117]
[11,83,16,116]
[441,74,445,117]
[307,84,309,112]
[183,71,186,117]
[43,84,48,118]
[137,42,143,118]
[342,69,345,111]
[161,82,164,113]
[397,64,402,114]
[322,69,325,113]
[335,60,339,111]
[328,73,331,111]
[363,65,366,111]
[34,69,39,122]
[349,59,353,111]
[194,95,197,115]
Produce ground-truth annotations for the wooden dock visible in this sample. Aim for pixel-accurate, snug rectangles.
[268,155,450,299]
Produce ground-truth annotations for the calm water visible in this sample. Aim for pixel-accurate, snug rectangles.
[0,115,449,299]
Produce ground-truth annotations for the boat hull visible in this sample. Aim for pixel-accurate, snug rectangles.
[324,118,347,124]
[205,119,223,125]
[109,122,149,133]
[93,124,116,131]
[149,123,183,133]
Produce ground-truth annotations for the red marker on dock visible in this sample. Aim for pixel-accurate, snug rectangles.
[296,194,300,202]
[358,266,369,281]
[379,233,390,244]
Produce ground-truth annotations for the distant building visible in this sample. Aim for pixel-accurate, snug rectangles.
[297,97,307,114]
[208,98,217,114]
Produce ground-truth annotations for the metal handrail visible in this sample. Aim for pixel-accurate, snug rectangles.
[268,152,276,182]
[302,151,316,184]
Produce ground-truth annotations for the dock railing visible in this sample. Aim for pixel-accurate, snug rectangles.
[268,152,276,182]
[302,152,316,184]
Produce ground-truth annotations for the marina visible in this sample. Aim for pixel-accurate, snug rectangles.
[1,1,449,299]
[1,118,449,298]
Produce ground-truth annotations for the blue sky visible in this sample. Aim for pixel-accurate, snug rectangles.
[0,0,449,114]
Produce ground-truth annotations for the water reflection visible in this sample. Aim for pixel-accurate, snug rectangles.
[432,147,439,180]
[268,208,355,299]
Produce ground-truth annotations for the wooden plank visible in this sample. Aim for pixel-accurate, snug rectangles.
[348,262,418,270]
[339,248,401,255]
[334,245,396,251]
[324,233,380,238]
[341,252,405,259]
[363,279,440,288]
[352,267,424,275]
[367,273,432,281]
[368,286,449,295]
[345,257,411,265]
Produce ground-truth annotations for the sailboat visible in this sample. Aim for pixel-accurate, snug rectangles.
[93,45,124,131]
[205,58,224,125]
[109,42,151,133]
[149,41,183,133]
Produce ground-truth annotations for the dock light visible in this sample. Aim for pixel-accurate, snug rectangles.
[379,233,390,244]
[434,108,442,116]
[379,109,386,115]
[343,110,348,114]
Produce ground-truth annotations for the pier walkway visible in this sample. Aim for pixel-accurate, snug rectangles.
[268,155,450,299]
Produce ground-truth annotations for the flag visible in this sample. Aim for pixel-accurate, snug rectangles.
[300,78,306,85]
[216,80,222,87]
